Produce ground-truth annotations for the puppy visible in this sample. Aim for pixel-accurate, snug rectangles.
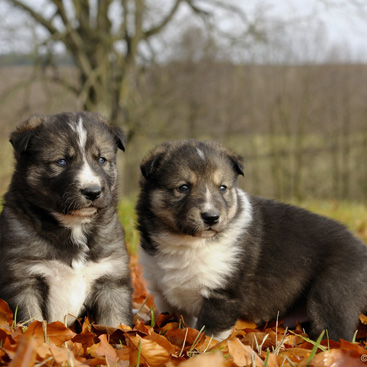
[136,139,367,341]
[0,112,132,327]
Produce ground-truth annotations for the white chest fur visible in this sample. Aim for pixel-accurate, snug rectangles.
[140,189,252,321]
[27,256,120,325]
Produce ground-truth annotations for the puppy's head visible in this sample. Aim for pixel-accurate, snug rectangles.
[139,140,244,239]
[10,112,125,223]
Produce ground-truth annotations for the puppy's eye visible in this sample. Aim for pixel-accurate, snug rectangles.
[219,185,227,193]
[177,184,190,193]
[56,159,68,167]
[98,157,107,165]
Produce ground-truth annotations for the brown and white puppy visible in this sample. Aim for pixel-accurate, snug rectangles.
[0,112,132,327]
[136,139,367,341]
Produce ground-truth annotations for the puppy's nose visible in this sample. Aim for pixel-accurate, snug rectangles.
[81,185,102,201]
[201,212,220,226]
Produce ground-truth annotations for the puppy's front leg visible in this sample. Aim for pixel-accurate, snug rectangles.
[197,295,241,341]
[10,279,47,324]
[89,276,133,327]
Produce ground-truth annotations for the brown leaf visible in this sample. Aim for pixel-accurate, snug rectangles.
[359,314,367,325]
[166,327,204,349]
[146,332,179,355]
[87,334,118,366]
[300,348,365,367]
[176,352,227,367]
[0,299,13,327]
[49,343,89,367]
[227,337,264,367]
[127,334,171,367]
[278,348,311,364]
[8,334,37,367]
[24,321,76,346]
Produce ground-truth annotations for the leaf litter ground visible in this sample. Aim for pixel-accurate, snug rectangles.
[0,255,366,367]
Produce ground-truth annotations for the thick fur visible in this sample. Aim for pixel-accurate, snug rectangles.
[137,139,367,341]
[0,112,132,327]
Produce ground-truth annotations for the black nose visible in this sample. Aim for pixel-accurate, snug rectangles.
[201,212,220,226]
[81,186,102,201]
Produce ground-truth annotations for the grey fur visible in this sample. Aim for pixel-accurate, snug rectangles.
[137,139,367,341]
[0,112,132,327]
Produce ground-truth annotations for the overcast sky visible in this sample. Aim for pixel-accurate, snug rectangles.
[1,0,366,61]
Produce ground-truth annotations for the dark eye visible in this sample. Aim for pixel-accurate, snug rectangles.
[219,185,227,193]
[56,159,68,167]
[98,157,106,165]
[177,184,190,193]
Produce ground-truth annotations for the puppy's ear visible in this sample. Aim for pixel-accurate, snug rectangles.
[228,154,244,176]
[94,113,126,151]
[140,153,164,179]
[10,114,43,154]
[111,126,125,151]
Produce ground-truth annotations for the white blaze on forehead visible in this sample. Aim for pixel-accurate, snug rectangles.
[196,148,205,160]
[70,117,87,151]
[69,117,101,187]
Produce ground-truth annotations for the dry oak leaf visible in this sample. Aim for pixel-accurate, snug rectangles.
[299,348,365,367]
[127,333,172,367]
[24,321,76,346]
[8,334,37,367]
[176,352,227,367]
[227,337,265,367]
[49,343,89,367]
[0,299,13,327]
[87,334,119,366]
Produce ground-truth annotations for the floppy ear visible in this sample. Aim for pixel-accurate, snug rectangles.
[228,154,244,176]
[140,153,164,179]
[9,114,43,155]
[111,126,125,151]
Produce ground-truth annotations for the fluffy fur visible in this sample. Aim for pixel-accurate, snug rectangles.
[0,112,132,327]
[136,139,367,341]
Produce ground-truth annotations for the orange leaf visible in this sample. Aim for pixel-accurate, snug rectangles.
[87,334,118,366]
[303,348,365,367]
[166,327,204,349]
[49,343,89,367]
[0,299,13,327]
[359,314,367,325]
[227,338,264,367]
[127,334,171,367]
[176,352,227,367]
[24,321,76,346]
[8,334,37,367]
[146,332,178,355]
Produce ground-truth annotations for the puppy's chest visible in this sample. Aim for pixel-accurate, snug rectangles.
[153,239,241,313]
[27,257,115,324]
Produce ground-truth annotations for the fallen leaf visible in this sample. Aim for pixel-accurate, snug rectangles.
[87,334,118,366]
[176,352,227,367]
[24,321,76,346]
[359,314,367,325]
[8,334,37,367]
[227,337,264,367]
[50,343,88,367]
[0,299,13,327]
[300,348,365,367]
[127,334,171,367]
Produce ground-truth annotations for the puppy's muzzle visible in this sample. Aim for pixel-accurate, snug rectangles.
[201,211,220,226]
[81,185,102,201]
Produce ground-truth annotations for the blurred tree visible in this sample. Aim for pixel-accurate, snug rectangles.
[5,0,248,137]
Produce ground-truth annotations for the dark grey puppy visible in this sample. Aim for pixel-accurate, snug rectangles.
[136,139,367,341]
[0,112,132,327]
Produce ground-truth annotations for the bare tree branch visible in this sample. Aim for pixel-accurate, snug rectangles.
[9,0,59,35]
[144,0,184,38]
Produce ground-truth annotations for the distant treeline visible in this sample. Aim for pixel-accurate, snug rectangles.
[0,53,74,67]
[0,61,366,202]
